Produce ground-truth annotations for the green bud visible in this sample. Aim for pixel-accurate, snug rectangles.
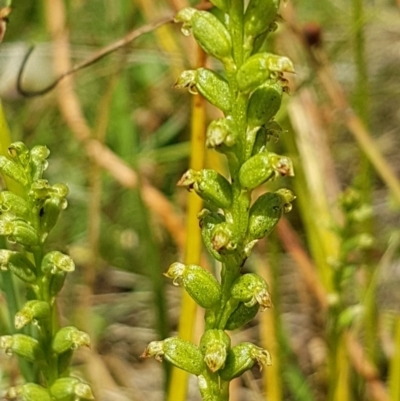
[28,179,52,201]
[52,326,91,354]
[200,329,231,372]
[42,251,75,274]
[198,209,226,261]
[251,121,285,157]
[211,222,237,254]
[13,219,40,248]
[50,377,94,401]
[231,273,272,311]
[209,0,229,12]
[0,249,36,283]
[0,334,44,362]
[141,337,206,376]
[15,300,51,329]
[8,142,30,167]
[244,0,280,39]
[0,215,40,248]
[30,145,50,181]
[11,383,52,401]
[165,262,221,309]
[0,191,31,221]
[42,251,74,299]
[247,81,283,128]
[175,68,231,113]
[175,8,232,63]
[177,169,232,209]
[239,152,294,190]
[219,342,271,380]
[206,117,237,151]
[248,189,295,239]
[40,195,68,241]
[237,53,294,93]
[0,155,29,187]
[224,302,260,330]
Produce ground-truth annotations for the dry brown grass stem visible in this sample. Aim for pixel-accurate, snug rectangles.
[43,0,186,251]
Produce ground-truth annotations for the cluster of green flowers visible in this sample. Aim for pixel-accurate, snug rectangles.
[142,1,295,400]
[0,143,93,401]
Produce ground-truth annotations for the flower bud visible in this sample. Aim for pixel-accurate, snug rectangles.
[200,329,231,372]
[248,189,295,239]
[231,273,272,311]
[219,342,271,380]
[15,300,51,329]
[0,334,44,362]
[0,155,28,187]
[40,195,68,241]
[50,377,94,401]
[28,179,51,201]
[141,337,206,376]
[244,0,280,39]
[237,53,294,93]
[30,145,50,181]
[177,169,232,209]
[175,8,232,62]
[0,249,36,283]
[224,302,259,330]
[211,222,237,253]
[239,152,294,190]
[175,68,231,113]
[8,142,30,165]
[11,383,52,401]
[52,326,91,354]
[206,117,237,151]
[11,219,40,248]
[198,209,226,262]
[0,191,31,221]
[247,81,283,128]
[41,251,75,274]
[209,0,229,12]
[165,262,221,309]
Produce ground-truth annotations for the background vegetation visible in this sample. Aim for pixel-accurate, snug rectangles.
[1,0,400,400]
